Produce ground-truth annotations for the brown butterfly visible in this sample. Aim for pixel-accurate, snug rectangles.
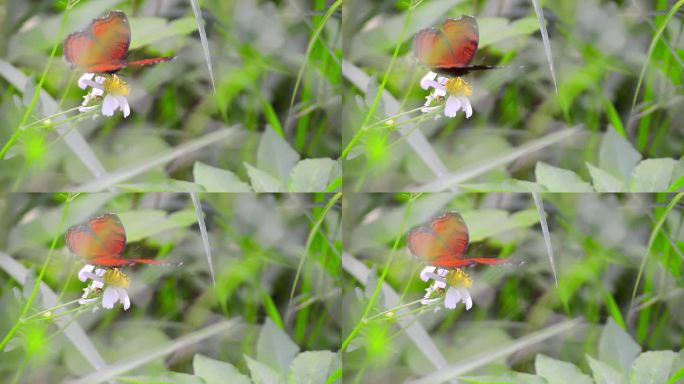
[66,213,181,268]
[407,211,513,268]
[413,15,500,77]
[63,10,174,73]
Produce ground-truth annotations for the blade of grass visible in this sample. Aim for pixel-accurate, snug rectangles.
[630,0,684,114]
[412,127,582,191]
[0,252,107,370]
[68,319,241,384]
[530,0,558,92]
[188,0,216,92]
[532,193,558,287]
[408,317,583,384]
[288,0,342,113]
[70,126,243,192]
[0,59,107,178]
[630,192,684,311]
[342,60,449,178]
[287,192,341,314]
[190,192,215,286]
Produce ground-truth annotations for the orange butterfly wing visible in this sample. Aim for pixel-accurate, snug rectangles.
[408,211,511,268]
[66,212,182,268]
[66,213,127,264]
[413,15,479,69]
[63,11,130,73]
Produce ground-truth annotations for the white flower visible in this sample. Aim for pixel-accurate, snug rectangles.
[444,286,472,310]
[101,285,130,310]
[77,73,131,118]
[78,264,131,310]
[420,265,473,310]
[420,71,473,119]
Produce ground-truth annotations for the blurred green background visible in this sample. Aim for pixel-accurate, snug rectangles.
[0,192,341,382]
[342,0,683,192]
[0,0,341,192]
[342,192,684,382]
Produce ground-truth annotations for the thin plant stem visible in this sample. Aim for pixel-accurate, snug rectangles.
[340,193,418,351]
[0,194,75,351]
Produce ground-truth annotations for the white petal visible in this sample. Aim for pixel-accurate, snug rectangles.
[433,88,447,97]
[115,287,131,310]
[459,288,473,310]
[444,287,462,309]
[459,96,473,118]
[78,73,95,89]
[101,94,118,116]
[444,96,462,118]
[90,87,104,97]
[420,266,436,281]
[101,287,117,309]
[94,76,105,84]
[78,265,95,281]
[117,96,130,118]
[419,71,437,89]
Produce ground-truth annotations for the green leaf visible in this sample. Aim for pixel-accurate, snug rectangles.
[257,126,300,182]
[245,163,285,192]
[535,162,594,192]
[586,354,626,384]
[193,354,251,384]
[535,354,593,384]
[668,350,684,384]
[460,180,546,192]
[257,318,300,375]
[630,158,677,192]
[119,209,198,242]
[118,372,205,384]
[287,351,339,384]
[479,17,540,48]
[129,16,197,50]
[599,318,642,374]
[245,355,283,384]
[599,126,642,182]
[117,180,205,192]
[586,163,627,192]
[461,373,547,384]
[193,161,252,192]
[461,209,540,242]
[630,351,677,384]
[288,158,336,192]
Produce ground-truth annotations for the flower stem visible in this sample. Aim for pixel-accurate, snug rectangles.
[0,194,75,351]
[340,1,418,159]
[0,3,74,160]
[340,193,419,351]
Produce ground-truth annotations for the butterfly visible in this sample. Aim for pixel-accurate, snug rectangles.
[406,211,513,268]
[413,15,500,77]
[63,10,174,73]
[66,213,180,268]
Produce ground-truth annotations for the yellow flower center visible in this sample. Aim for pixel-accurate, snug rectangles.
[103,75,130,96]
[445,268,472,288]
[103,268,130,288]
[445,77,472,97]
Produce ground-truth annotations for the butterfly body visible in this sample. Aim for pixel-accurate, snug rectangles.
[407,211,511,268]
[63,10,174,74]
[413,15,499,77]
[66,213,178,268]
